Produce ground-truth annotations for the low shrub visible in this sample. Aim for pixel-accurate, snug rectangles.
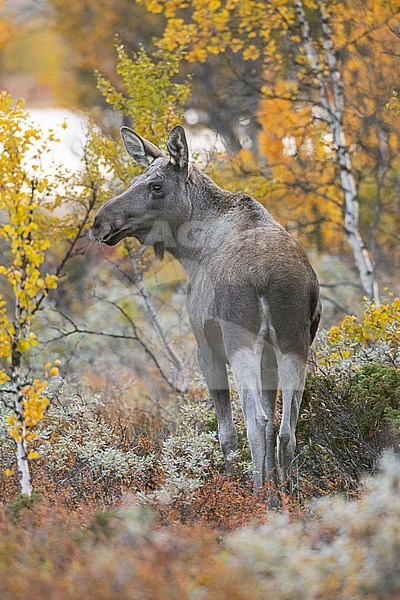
[0,384,167,507]
[228,454,400,600]
[1,384,255,524]
[1,294,398,515]
[317,295,400,370]
[295,364,400,497]
[0,455,399,600]
[2,362,399,513]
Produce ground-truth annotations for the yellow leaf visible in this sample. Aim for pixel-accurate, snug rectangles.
[0,371,10,384]
[5,468,14,476]
[16,339,30,353]
[209,0,221,10]
[28,332,39,347]
[28,450,39,460]
[45,274,58,289]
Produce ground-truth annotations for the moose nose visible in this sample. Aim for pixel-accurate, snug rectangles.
[89,217,112,242]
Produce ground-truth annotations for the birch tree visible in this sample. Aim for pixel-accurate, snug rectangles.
[294,0,379,299]
[0,93,99,495]
[0,94,61,494]
[139,0,400,299]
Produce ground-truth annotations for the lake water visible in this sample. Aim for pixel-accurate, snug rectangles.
[27,108,226,173]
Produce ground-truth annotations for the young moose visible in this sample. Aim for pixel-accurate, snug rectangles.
[90,126,321,491]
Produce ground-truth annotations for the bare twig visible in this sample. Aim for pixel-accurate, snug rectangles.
[320,281,364,291]
[320,294,350,314]
[125,243,189,391]
[47,309,181,393]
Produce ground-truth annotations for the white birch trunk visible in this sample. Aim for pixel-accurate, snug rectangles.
[11,275,32,496]
[294,0,379,300]
[12,373,32,497]
[16,439,32,496]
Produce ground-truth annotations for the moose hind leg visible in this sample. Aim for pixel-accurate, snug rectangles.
[276,352,307,491]
[261,342,279,485]
[197,346,238,473]
[229,349,267,487]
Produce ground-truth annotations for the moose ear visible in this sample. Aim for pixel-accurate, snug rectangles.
[120,127,163,167]
[167,125,189,171]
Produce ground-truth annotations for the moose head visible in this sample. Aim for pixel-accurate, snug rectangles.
[90,126,191,256]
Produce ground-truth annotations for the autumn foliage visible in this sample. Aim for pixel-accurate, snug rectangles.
[137,0,400,295]
[1,1,400,598]
[0,93,63,494]
[0,455,400,600]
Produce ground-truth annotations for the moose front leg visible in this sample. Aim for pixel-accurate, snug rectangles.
[197,346,238,474]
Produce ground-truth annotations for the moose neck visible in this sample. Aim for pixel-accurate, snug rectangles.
[163,168,238,272]
[159,167,273,280]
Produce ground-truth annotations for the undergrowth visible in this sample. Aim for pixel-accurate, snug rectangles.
[0,456,399,599]
[0,296,399,598]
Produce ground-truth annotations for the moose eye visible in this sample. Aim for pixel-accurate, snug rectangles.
[151,183,163,193]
